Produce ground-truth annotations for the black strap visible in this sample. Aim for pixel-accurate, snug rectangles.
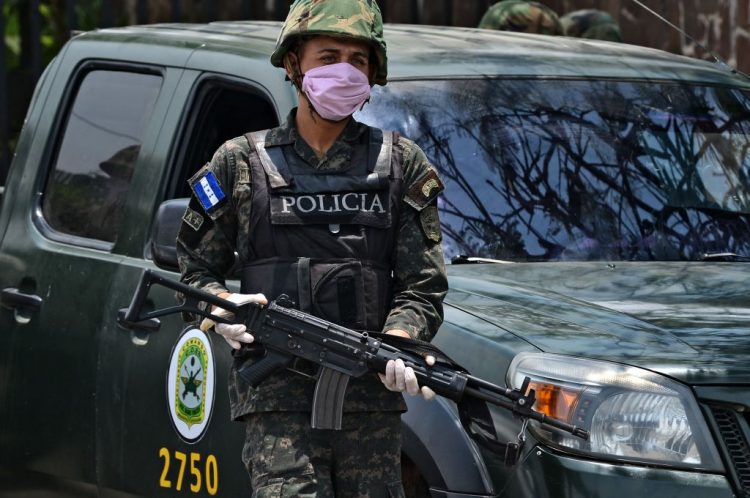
[297,257,311,313]
[374,332,524,465]
[458,397,523,465]
[371,332,462,369]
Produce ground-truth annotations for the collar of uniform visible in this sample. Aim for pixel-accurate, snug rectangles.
[266,108,369,171]
[264,110,297,147]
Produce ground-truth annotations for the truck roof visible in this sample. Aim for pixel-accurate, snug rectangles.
[74,20,750,88]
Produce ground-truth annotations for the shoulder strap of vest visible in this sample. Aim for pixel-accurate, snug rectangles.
[372,130,393,179]
[246,130,292,189]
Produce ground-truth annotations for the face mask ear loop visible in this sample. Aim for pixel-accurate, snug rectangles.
[358,97,371,113]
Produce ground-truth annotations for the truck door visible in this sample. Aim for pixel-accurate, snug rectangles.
[95,72,281,497]
[0,61,177,495]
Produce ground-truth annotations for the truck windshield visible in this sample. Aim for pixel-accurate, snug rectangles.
[356,79,750,262]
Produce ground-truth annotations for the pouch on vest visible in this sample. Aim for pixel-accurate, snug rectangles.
[242,257,392,331]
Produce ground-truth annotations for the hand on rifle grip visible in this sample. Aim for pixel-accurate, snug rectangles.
[199,292,267,349]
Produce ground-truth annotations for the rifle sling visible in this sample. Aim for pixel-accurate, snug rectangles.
[373,332,521,463]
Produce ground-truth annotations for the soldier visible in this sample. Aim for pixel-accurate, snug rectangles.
[560,9,624,42]
[176,0,448,496]
[478,0,564,36]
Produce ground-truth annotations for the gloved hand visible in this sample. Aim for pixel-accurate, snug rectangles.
[199,293,267,349]
[380,357,437,400]
[379,329,437,401]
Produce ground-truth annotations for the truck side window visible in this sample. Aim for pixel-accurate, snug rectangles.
[170,79,279,199]
[42,70,162,242]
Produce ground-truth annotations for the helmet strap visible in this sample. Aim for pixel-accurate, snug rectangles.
[283,53,321,122]
[283,52,305,92]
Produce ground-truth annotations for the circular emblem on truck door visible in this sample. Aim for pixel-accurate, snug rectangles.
[167,327,216,443]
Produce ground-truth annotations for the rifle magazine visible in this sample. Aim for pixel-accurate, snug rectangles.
[310,367,350,430]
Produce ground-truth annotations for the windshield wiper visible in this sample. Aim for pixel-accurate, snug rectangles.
[700,252,750,262]
[451,255,513,265]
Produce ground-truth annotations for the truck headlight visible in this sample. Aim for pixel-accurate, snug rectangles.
[507,353,723,471]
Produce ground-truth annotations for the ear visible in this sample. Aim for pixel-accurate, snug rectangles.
[283,52,298,80]
[283,52,305,91]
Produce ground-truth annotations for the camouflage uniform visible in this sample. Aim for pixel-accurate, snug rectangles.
[177,2,447,494]
[478,0,563,36]
[560,9,623,42]
[242,411,403,497]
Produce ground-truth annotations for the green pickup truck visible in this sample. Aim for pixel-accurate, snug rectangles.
[1,20,749,498]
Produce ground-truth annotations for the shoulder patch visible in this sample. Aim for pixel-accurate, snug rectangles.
[419,205,442,243]
[190,170,227,215]
[405,168,445,211]
[182,208,204,232]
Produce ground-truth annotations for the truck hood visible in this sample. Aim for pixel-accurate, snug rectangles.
[446,262,750,385]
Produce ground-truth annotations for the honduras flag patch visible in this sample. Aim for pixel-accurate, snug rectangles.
[191,170,227,214]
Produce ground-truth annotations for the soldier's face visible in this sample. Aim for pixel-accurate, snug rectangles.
[295,35,372,81]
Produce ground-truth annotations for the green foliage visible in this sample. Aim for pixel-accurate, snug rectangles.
[3,0,108,167]
[39,3,60,64]
[3,0,106,72]
[4,0,21,71]
[75,0,102,32]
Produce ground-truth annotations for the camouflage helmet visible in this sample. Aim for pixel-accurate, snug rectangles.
[271,0,388,86]
[560,9,623,42]
[478,0,563,36]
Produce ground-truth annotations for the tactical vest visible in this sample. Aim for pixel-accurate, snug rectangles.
[241,128,403,332]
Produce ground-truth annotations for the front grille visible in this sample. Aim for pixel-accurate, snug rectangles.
[711,407,750,497]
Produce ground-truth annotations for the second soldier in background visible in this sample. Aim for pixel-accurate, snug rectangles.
[479,0,623,42]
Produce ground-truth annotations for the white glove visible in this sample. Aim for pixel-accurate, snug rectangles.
[199,293,267,349]
[379,357,437,401]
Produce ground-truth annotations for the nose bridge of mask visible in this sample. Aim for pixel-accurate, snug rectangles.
[305,62,368,84]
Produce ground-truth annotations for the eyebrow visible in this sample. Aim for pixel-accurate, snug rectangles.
[317,48,369,58]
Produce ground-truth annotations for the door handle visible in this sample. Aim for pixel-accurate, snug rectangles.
[117,308,161,331]
[1,288,43,311]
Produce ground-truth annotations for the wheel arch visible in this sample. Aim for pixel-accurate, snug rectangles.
[401,395,494,494]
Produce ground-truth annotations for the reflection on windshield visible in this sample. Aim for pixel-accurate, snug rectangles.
[356,79,750,262]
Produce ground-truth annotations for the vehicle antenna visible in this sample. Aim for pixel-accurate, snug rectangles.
[629,0,749,79]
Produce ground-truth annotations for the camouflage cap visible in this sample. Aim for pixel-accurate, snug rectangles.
[478,0,563,36]
[560,9,623,42]
[271,0,388,86]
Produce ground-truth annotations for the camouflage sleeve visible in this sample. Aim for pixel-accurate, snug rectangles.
[176,142,240,299]
[383,137,448,342]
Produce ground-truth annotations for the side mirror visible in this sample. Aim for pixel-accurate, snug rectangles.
[151,198,188,272]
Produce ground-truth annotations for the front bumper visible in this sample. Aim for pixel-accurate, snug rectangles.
[497,445,733,498]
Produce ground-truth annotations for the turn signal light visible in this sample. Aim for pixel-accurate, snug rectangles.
[526,381,581,423]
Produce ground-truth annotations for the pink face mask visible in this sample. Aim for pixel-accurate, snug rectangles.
[301,62,371,122]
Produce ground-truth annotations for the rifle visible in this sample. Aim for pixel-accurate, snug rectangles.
[122,270,588,464]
